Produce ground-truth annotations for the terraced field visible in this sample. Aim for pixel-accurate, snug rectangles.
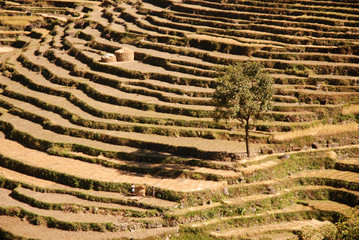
[0,0,358,239]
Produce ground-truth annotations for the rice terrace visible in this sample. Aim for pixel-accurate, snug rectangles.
[0,0,358,239]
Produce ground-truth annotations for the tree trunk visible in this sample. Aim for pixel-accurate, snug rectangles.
[245,117,250,158]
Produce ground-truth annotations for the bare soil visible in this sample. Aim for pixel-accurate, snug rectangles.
[0,215,177,240]
[0,136,227,192]
[211,219,331,238]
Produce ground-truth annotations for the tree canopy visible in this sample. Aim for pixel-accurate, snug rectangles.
[213,61,274,157]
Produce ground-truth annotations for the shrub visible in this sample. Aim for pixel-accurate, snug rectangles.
[336,210,359,240]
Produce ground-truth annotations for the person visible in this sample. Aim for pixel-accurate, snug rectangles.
[130,184,135,195]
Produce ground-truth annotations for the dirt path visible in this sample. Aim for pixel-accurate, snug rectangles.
[52,42,214,95]
[189,204,311,228]
[239,160,279,175]
[0,166,177,209]
[0,93,249,142]
[223,185,352,205]
[118,3,175,38]
[295,169,359,183]
[5,58,211,121]
[86,4,111,27]
[210,219,330,238]
[82,26,216,69]
[0,136,227,192]
[336,158,359,165]
[24,50,214,109]
[170,202,222,216]
[0,46,14,53]
[0,216,178,240]
[0,91,250,154]
[99,154,241,178]
[133,3,359,79]
[307,200,352,213]
[77,42,214,82]
[2,98,243,178]
[0,188,154,223]
[0,71,253,153]
[0,78,207,128]
[248,144,359,165]
[16,187,147,212]
[0,110,141,153]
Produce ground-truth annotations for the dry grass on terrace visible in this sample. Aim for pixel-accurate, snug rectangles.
[272,122,358,142]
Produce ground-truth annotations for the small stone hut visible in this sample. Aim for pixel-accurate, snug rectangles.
[115,47,134,62]
[101,53,116,63]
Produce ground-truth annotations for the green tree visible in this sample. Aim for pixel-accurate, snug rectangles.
[213,62,274,157]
